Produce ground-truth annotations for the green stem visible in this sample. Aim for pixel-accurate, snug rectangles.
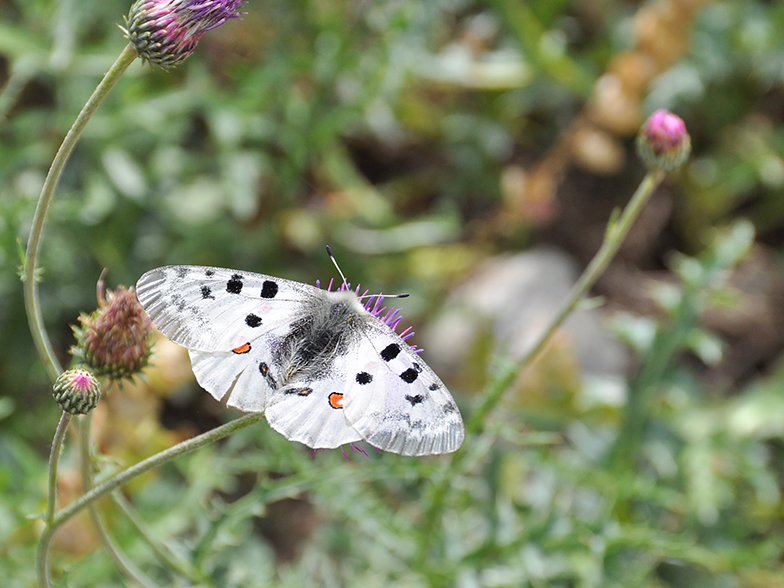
[23,43,137,383]
[418,170,665,569]
[37,412,72,588]
[79,414,160,588]
[468,170,665,436]
[50,413,264,538]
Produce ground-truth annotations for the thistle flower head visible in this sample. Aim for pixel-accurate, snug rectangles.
[122,0,246,68]
[636,109,692,172]
[53,369,102,415]
[71,278,154,381]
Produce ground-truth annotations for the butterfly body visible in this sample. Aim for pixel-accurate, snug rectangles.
[136,265,464,455]
[274,290,364,386]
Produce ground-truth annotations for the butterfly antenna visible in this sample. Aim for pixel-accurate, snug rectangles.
[325,245,350,290]
[371,293,410,299]
[326,245,410,299]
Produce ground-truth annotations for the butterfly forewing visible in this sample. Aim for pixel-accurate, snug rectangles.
[136,265,313,352]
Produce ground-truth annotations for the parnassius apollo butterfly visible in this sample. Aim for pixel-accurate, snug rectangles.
[135,263,464,456]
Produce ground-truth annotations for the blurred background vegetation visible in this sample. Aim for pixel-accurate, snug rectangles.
[2,0,784,586]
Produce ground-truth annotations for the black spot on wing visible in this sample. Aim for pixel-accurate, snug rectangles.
[205,269,215,277]
[413,362,422,372]
[442,402,458,414]
[261,280,278,298]
[429,383,440,391]
[356,371,373,385]
[381,343,401,362]
[227,274,244,294]
[285,387,313,396]
[258,362,277,389]
[400,368,419,383]
[405,394,425,406]
[201,286,214,299]
[176,267,189,278]
[245,314,262,327]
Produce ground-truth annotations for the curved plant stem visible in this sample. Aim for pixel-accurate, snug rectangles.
[468,170,664,436]
[36,411,72,588]
[23,43,138,383]
[417,169,665,569]
[79,413,160,588]
[36,411,264,577]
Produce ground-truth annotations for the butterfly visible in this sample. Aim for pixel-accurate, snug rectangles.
[135,263,464,456]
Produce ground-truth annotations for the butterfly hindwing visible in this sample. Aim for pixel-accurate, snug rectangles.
[264,370,364,449]
[188,330,284,412]
[136,265,313,352]
[343,320,465,456]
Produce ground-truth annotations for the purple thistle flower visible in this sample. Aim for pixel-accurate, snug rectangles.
[53,369,102,415]
[317,278,419,347]
[70,282,154,381]
[122,0,246,68]
[636,109,691,172]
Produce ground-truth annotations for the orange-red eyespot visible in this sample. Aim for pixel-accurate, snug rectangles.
[328,392,344,409]
[232,342,251,354]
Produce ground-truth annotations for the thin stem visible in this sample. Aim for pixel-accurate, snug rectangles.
[37,412,72,588]
[45,413,72,523]
[468,170,665,436]
[79,414,161,588]
[51,413,264,533]
[23,43,138,383]
[418,170,665,569]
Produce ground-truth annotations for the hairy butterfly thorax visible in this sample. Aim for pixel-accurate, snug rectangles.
[276,291,365,385]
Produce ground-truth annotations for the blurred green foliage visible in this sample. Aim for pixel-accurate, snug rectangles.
[2,0,784,586]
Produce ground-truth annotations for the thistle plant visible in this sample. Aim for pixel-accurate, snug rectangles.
[23,3,246,586]
[52,369,102,415]
[122,0,246,68]
[20,2,701,584]
[71,282,153,381]
[636,109,692,172]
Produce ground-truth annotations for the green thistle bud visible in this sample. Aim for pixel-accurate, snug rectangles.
[121,0,246,68]
[71,283,154,381]
[53,369,102,415]
[636,109,692,172]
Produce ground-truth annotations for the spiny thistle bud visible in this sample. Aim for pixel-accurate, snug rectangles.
[71,280,154,381]
[53,369,102,415]
[122,0,245,68]
[636,109,692,172]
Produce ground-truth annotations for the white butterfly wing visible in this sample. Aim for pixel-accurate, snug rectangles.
[136,265,313,352]
[137,264,465,455]
[188,334,284,412]
[264,372,364,449]
[343,321,465,456]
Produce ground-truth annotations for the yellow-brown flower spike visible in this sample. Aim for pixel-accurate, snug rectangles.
[71,284,153,381]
